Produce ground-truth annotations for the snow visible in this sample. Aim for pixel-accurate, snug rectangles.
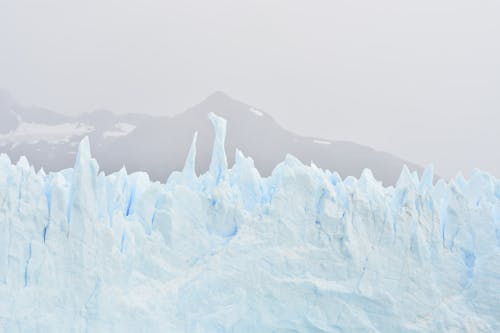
[313,139,331,145]
[0,112,499,332]
[0,121,94,146]
[249,107,264,116]
[102,122,136,138]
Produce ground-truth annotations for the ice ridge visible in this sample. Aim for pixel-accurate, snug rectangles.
[0,112,499,332]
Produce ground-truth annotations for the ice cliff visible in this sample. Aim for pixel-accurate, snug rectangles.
[0,113,499,332]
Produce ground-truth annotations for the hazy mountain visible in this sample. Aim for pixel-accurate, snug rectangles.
[0,90,422,185]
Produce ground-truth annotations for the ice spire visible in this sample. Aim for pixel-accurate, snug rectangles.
[182,132,198,177]
[67,136,98,236]
[419,165,434,193]
[208,112,228,184]
[396,165,414,188]
[17,156,30,170]
[75,136,92,168]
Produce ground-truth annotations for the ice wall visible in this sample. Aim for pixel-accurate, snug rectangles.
[0,113,499,332]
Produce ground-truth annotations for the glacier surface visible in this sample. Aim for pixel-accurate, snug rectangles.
[0,113,499,332]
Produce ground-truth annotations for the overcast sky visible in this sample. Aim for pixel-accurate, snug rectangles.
[0,0,499,178]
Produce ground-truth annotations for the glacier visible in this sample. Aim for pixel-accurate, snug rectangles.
[0,112,499,332]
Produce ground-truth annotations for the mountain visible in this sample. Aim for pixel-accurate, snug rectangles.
[0,90,422,185]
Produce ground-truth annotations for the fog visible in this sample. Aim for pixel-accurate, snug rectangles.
[1,0,499,178]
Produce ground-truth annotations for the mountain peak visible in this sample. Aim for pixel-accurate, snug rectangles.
[200,91,243,108]
[187,91,250,117]
[205,90,232,101]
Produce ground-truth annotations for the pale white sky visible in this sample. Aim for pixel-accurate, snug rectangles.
[1,0,499,178]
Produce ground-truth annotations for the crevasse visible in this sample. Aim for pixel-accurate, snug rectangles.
[0,113,499,332]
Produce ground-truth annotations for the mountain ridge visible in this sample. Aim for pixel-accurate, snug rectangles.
[0,89,423,185]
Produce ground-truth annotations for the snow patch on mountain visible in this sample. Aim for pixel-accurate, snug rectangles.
[102,122,136,138]
[0,121,94,146]
[313,139,331,145]
[249,107,264,116]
